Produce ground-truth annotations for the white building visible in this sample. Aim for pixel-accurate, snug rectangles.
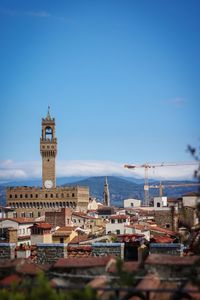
[87,198,99,210]
[0,218,33,245]
[153,197,167,208]
[124,198,141,208]
[106,215,130,235]
[182,193,200,208]
[125,224,150,241]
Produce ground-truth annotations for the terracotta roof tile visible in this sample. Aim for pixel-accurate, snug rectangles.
[150,236,175,243]
[53,256,112,268]
[108,261,140,274]
[145,254,200,266]
[30,222,52,229]
[110,215,129,220]
[16,261,46,275]
[0,217,34,224]
[150,225,176,235]
[0,274,21,286]
[117,234,144,242]
[69,234,89,244]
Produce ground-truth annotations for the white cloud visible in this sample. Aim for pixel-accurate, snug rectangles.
[0,159,198,182]
[165,97,186,107]
[0,8,66,22]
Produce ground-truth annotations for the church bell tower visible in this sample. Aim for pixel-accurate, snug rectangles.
[103,177,110,207]
[40,107,57,189]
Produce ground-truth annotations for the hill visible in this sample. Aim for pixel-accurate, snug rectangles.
[0,176,199,207]
[65,176,199,206]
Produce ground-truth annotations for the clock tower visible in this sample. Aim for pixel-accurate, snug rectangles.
[40,107,57,188]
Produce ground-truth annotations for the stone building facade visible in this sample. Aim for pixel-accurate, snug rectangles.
[6,109,89,217]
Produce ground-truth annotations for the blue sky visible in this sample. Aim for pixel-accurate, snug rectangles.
[0,0,199,180]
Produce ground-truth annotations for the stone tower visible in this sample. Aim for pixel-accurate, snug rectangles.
[40,107,57,188]
[103,177,110,207]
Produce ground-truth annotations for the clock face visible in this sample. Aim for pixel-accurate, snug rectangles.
[44,180,53,189]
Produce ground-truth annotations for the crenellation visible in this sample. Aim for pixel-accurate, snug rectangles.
[6,109,89,217]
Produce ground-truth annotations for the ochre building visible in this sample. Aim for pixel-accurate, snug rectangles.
[6,109,89,218]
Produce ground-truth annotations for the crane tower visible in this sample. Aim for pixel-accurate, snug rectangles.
[124,162,198,206]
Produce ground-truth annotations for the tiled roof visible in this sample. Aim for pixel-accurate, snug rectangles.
[30,223,52,229]
[53,256,112,268]
[126,224,148,231]
[117,233,144,242]
[87,275,108,288]
[0,217,34,224]
[0,274,21,286]
[149,225,176,235]
[107,261,140,274]
[134,274,160,291]
[16,261,47,275]
[18,235,31,240]
[72,212,90,219]
[56,226,75,232]
[69,234,89,244]
[150,235,175,243]
[145,254,200,266]
[52,226,75,236]
[110,215,129,220]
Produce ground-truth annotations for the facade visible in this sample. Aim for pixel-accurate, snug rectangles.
[103,177,110,207]
[0,218,33,246]
[124,198,141,208]
[45,208,72,228]
[30,223,52,245]
[153,197,167,208]
[52,226,77,244]
[6,109,89,217]
[106,215,130,235]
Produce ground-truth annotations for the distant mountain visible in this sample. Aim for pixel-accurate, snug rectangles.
[0,176,199,207]
[65,176,143,205]
[64,176,199,207]
[0,176,87,187]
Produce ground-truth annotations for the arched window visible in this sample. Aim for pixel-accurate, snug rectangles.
[157,202,161,207]
[45,126,53,141]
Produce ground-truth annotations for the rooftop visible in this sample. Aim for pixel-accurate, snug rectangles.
[53,256,112,268]
[145,254,200,266]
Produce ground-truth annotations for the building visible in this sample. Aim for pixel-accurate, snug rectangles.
[6,108,89,218]
[106,215,130,235]
[0,218,33,246]
[103,177,110,207]
[124,198,141,208]
[30,223,52,245]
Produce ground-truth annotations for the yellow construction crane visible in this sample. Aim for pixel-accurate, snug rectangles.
[149,182,200,197]
[124,162,198,206]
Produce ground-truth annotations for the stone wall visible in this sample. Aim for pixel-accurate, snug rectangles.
[150,243,183,256]
[45,208,72,228]
[91,243,124,259]
[0,243,15,259]
[179,206,197,228]
[36,243,68,264]
[154,210,173,230]
[0,242,125,263]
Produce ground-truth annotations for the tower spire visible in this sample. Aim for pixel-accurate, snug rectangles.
[103,176,110,207]
[46,106,51,120]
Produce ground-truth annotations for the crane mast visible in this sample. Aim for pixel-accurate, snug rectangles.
[124,162,198,206]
